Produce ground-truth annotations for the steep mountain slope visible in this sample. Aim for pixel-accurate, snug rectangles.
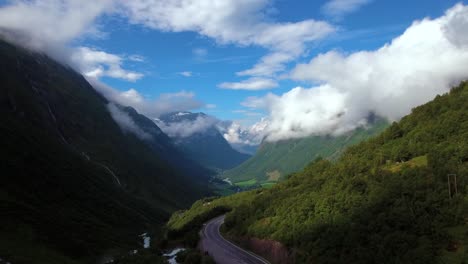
[121,106,214,180]
[158,112,250,171]
[168,82,468,263]
[223,118,388,184]
[0,39,210,263]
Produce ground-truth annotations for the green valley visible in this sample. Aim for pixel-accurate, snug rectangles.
[222,118,388,185]
[167,82,468,263]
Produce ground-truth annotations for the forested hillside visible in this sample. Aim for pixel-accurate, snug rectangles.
[168,82,468,263]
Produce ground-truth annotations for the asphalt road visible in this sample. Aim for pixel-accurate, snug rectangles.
[200,215,270,264]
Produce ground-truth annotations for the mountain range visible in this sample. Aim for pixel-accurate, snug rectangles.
[157,112,251,172]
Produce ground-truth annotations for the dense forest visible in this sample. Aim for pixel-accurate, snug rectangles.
[168,82,468,263]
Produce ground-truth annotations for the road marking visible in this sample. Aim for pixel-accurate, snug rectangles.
[212,216,270,264]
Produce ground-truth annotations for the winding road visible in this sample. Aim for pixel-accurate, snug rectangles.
[200,215,270,264]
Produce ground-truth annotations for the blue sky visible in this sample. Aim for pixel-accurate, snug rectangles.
[73,0,461,123]
[1,0,468,143]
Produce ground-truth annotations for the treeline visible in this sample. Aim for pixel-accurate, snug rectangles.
[168,82,468,263]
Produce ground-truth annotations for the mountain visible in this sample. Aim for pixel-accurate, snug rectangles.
[157,112,251,171]
[222,118,388,185]
[0,39,211,263]
[121,106,214,180]
[167,82,468,263]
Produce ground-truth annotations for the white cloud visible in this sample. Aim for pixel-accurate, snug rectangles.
[236,20,335,77]
[0,0,112,51]
[205,104,217,109]
[247,3,468,141]
[107,103,151,141]
[118,0,335,85]
[218,119,268,146]
[178,71,193,77]
[72,47,144,82]
[322,0,372,18]
[0,0,144,83]
[128,54,146,62]
[156,115,218,138]
[0,0,334,88]
[219,77,278,90]
[193,48,208,57]
[90,79,204,117]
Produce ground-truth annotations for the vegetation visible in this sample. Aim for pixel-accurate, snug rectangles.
[169,83,468,263]
[222,118,388,184]
[235,178,258,187]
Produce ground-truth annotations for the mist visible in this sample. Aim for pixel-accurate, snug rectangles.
[107,103,152,141]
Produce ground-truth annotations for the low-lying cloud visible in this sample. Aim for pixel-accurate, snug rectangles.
[107,103,151,141]
[91,79,204,117]
[246,4,468,141]
[219,119,268,146]
[72,47,144,82]
[156,114,218,138]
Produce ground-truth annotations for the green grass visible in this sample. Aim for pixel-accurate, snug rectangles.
[260,182,277,189]
[234,179,258,187]
[384,155,428,172]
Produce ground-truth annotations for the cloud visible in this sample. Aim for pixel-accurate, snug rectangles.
[128,54,146,62]
[219,77,278,90]
[322,0,372,18]
[90,79,204,117]
[107,103,151,141]
[178,71,193,77]
[0,0,112,51]
[156,114,218,138]
[218,119,268,146]
[205,104,217,109]
[0,0,333,88]
[247,3,468,141]
[0,0,144,83]
[236,20,335,77]
[119,0,335,84]
[193,48,208,58]
[72,47,144,82]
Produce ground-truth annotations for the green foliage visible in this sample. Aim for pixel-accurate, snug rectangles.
[223,119,388,184]
[170,82,468,263]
